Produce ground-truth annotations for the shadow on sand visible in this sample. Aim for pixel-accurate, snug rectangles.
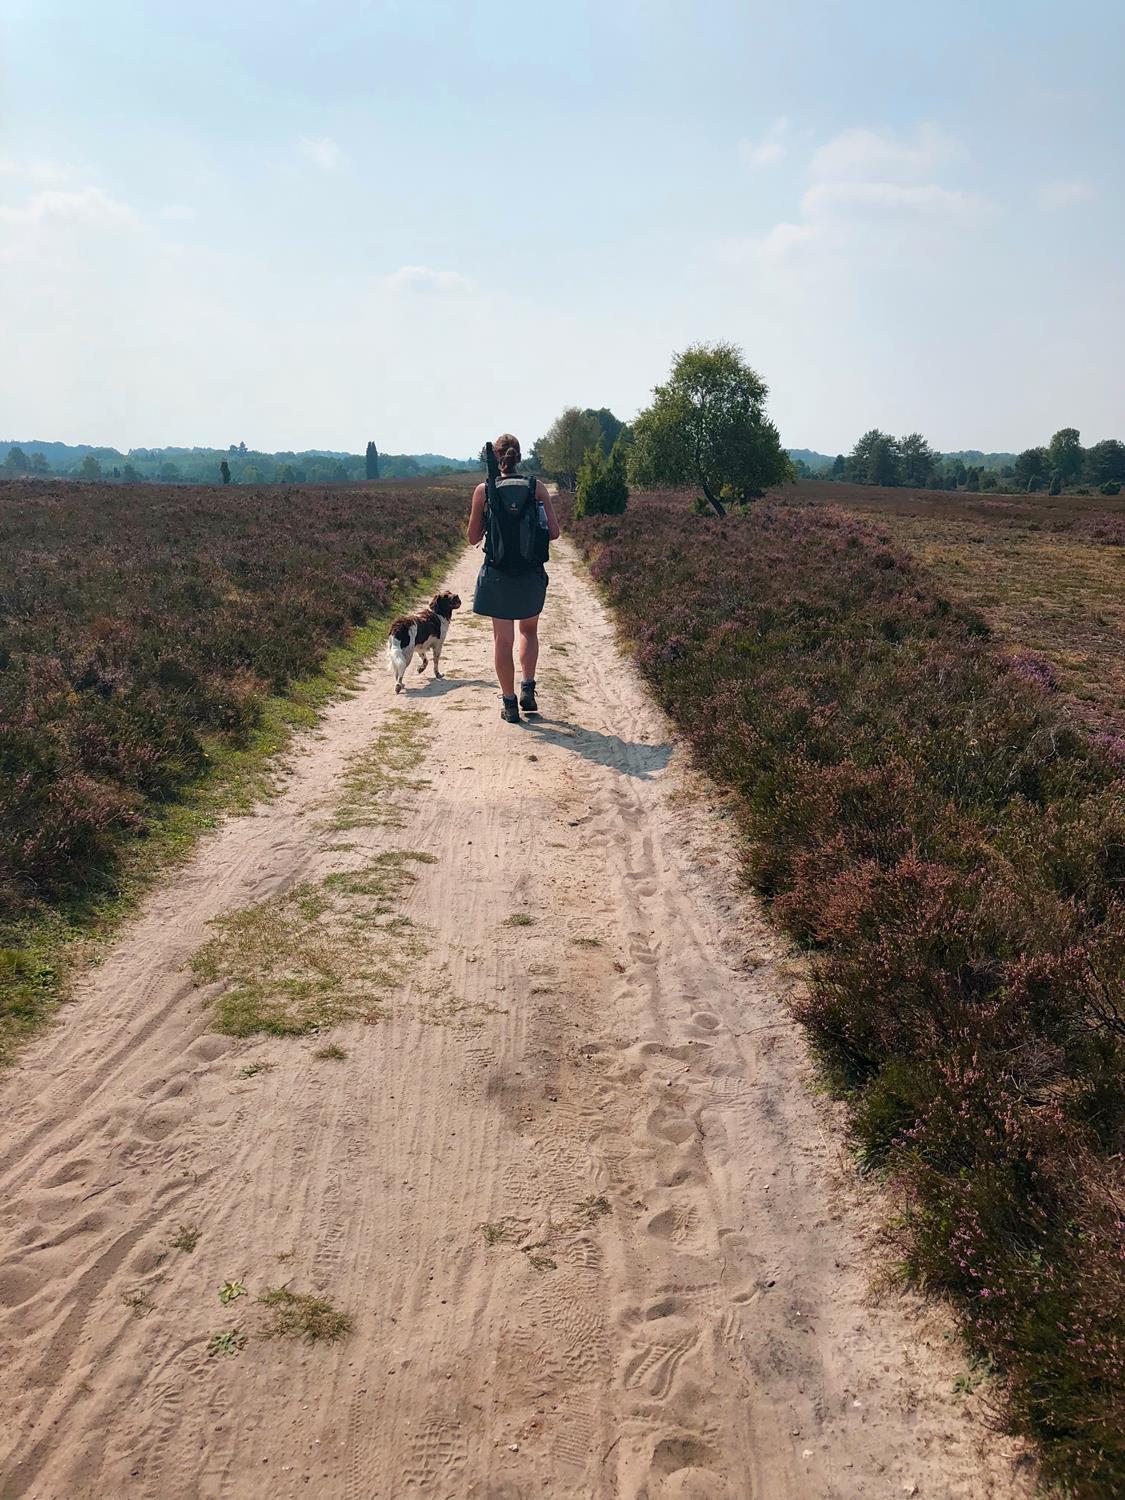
[404,675,494,699]
[522,715,671,780]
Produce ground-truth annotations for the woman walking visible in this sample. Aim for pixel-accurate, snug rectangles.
[468,433,561,723]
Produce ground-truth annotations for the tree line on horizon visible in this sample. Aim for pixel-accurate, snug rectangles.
[0,439,477,486]
[807,426,1125,496]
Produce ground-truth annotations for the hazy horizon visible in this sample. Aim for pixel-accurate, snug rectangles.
[2,1,1122,457]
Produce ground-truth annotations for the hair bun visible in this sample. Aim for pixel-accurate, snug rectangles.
[494,432,521,473]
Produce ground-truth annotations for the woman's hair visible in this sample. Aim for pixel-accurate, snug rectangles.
[493,433,521,475]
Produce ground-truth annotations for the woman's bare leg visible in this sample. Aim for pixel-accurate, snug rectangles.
[517,615,540,684]
[492,618,516,696]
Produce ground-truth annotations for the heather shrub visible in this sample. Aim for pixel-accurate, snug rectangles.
[572,490,1125,1495]
[0,480,465,930]
[1100,480,1121,496]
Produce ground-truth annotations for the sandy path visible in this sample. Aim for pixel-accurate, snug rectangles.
[0,541,1032,1500]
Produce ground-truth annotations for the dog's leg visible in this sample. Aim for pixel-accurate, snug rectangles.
[389,639,410,694]
[416,650,428,674]
[431,640,444,679]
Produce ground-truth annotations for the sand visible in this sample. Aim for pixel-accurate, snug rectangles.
[0,540,1034,1499]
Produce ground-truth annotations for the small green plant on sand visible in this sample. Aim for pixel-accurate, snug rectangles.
[170,1224,201,1253]
[236,1061,275,1079]
[504,913,534,928]
[313,1042,347,1061]
[122,1285,157,1318]
[576,1195,611,1222]
[526,1252,557,1272]
[259,1287,352,1343]
[218,1280,247,1305]
[207,1329,247,1358]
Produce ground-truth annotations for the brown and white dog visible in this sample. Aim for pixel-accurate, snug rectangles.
[387,591,461,693]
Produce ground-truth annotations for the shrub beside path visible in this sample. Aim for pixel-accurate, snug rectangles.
[0,542,1032,1498]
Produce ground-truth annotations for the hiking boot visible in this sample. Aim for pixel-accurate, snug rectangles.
[500,695,522,724]
[519,679,538,714]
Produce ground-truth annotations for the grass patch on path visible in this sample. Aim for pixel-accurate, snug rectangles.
[192,852,436,1037]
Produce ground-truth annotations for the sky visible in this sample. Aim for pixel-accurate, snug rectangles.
[1,0,1122,458]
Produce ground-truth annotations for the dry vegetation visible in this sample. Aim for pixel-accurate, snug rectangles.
[784,479,1125,743]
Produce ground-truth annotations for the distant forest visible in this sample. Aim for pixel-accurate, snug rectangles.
[790,428,1124,495]
[0,439,478,485]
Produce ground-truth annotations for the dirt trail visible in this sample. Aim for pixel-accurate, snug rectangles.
[0,542,1031,1500]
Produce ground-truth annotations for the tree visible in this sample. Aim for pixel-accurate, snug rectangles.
[581,407,627,454]
[1047,427,1083,484]
[849,429,902,486]
[575,439,629,517]
[3,446,30,475]
[30,452,50,475]
[122,463,142,483]
[1049,471,1063,496]
[79,455,102,480]
[365,441,380,480]
[220,460,231,485]
[1085,438,1125,485]
[1013,447,1048,489]
[628,342,790,516]
[533,407,603,490]
[158,462,181,482]
[830,454,846,480]
[898,432,936,487]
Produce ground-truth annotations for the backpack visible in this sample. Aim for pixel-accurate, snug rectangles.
[484,474,550,574]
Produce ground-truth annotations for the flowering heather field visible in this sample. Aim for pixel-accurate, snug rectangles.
[572,491,1125,1497]
[0,479,465,943]
[786,479,1125,744]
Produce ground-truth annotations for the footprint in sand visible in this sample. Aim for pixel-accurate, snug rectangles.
[646,1203,703,1250]
[650,1437,737,1500]
[620,1302,702,1398]
[645,1103,697,1147]
[687,1011,721,1034]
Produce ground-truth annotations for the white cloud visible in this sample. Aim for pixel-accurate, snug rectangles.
[802,179,986,221]
[749,221,821,261]
[809,123,959,183]
[0,158,68,184]
[162,203,196,220]
[0,186,138,231]
[1038,178,1095,211]
[738,116,790,168]
[383,265,472,293]
[732,121,988,266]
[298,135,344,172]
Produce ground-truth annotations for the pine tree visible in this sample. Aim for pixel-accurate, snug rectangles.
[365,441,380,481]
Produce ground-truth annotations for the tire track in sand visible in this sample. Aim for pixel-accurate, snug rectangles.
[0,541,1033,1499]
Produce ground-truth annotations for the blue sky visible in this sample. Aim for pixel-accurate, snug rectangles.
[1,0,1122,456]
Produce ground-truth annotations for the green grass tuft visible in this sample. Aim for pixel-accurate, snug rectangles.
[259,1286,352,1343]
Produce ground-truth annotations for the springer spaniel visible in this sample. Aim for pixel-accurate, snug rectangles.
[387,591,461,693]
